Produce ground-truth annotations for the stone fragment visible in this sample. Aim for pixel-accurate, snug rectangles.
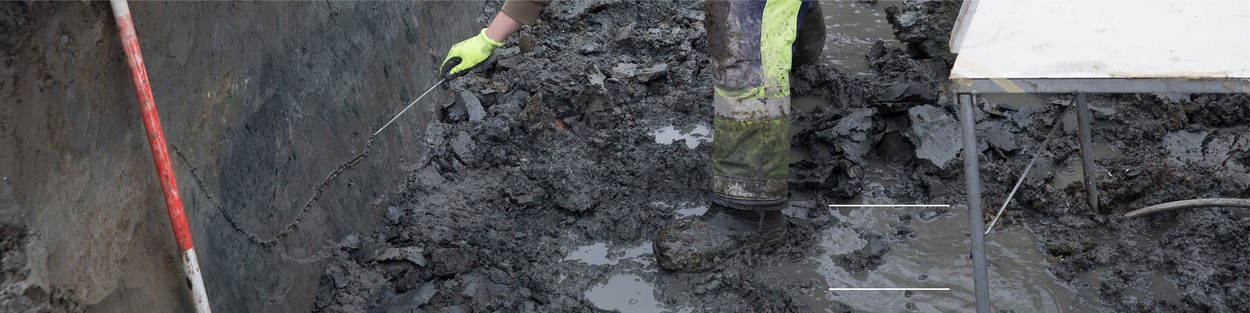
[451,132,476,164]
[833,233,890,273]
[377,282,439,313]
[432,248,475,276]
[460,91,485,122]
[416,165,445,190]
[906,105,961,168]
[820,108,875,164]
[982,122,1020,153]
[338,233,361,250]
[385,206,402,225]
[612,62,668,82]
[374,246,427,267]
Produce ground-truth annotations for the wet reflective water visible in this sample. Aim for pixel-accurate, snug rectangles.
[650,125,712,149]
[584,274,667,313]
[766,160,1081,312]
[569,240,692,313]
[819,0,901,75]
[564,242,651,266]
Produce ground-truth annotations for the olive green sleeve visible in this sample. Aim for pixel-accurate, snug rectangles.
[501,0,553,25]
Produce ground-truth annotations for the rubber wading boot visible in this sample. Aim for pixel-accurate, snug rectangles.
[653,203,787,272]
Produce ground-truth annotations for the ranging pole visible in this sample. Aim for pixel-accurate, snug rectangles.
[109,1,212,312]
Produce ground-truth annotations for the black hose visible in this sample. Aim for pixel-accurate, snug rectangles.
[1124,198,1250,218]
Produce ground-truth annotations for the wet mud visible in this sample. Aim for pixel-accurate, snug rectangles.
[5,0,1250,312]
[315,1,1250,313]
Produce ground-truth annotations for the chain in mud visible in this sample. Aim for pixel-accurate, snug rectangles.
[171,137,379,249]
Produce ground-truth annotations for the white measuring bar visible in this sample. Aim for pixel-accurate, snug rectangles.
[828,287,950,291]
[828,204,949,208]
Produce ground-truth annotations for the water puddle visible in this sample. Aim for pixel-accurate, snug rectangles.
[564,242,651,266]
[651,201,709,218]
[819,1,900,75]
[584,274,679,313]
[650,125,712,149]
[767,158,1079,312]
[674,204,708,218]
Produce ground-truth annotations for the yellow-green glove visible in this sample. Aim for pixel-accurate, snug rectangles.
[440,28,505,79]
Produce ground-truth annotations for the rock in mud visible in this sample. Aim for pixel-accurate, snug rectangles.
[612,62,668,82]
[445,97,469,122]
[652,217,738,273]
[415,165,445,190]
[340,233,362,251]
[374,246,427,267]
[431,248,475,276]
[906,105,961,168]
[519,94,556,131]
[555,192,595,213]
[460,91,485,122]
[1010,106,1034,128]
[374,282,438,313]
[385,206,403,226]
[315,272,337,309]
[820,108,876,164]
[492,90,526,117]
[790,63,873,107]
[917,206,948,221]
[834,233,890,273]
[451,132,476,164]
[981,121,1020,153]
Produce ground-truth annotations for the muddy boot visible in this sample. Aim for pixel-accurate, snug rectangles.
[653,204,787,272]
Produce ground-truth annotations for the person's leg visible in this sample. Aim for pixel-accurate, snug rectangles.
[706,0,805,211]
[654,0,809,273]
[793,1,825,67]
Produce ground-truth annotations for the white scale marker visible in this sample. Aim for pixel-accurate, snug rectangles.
[829,287,950,291]
[828,204,950,208]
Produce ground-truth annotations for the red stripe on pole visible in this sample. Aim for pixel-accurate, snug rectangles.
[115,13,194,251]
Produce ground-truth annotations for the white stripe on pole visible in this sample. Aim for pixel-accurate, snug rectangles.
[109,0,128,17]
[182,248,212,313]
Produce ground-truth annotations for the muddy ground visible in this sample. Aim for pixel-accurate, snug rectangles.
[312,1,1250,312]
[4,0,1250,312]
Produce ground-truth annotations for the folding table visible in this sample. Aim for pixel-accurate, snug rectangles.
[947,1,1250,311]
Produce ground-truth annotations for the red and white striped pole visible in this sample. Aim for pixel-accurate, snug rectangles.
[108,1,212,312]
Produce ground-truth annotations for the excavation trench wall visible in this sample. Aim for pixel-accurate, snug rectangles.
[0,2,478,311]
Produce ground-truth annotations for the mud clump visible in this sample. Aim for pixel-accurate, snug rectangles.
[652,217,737,273]
[884,0,961,63]
[0,224,55,313]
[834,233,890,273]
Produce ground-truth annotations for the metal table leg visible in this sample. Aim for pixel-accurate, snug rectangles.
[958,93,991,313]
[1075,92,1101,213]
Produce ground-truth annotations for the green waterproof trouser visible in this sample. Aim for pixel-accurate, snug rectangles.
[707,0,818,210]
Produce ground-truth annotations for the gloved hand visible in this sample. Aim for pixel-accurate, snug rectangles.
[440,28,505,79]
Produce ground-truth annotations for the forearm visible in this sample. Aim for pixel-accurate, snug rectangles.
[484,12,521,42]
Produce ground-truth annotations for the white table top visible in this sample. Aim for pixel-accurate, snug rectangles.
[950,0,1250,84]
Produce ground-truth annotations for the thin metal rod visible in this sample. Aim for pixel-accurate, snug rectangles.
[984,104,1073,234]
[958,93,991,313]
[1075,92,1101,213]
[373,79,445,136]
[1124,198,1250,218]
